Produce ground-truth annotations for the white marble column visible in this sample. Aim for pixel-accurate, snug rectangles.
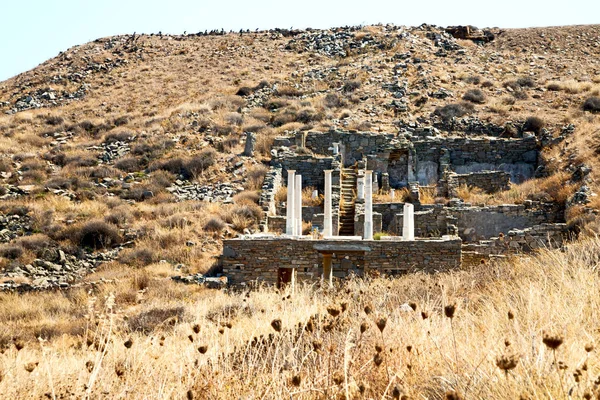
[403,203,415,241]
[332,143,339,155]
[295,175,302,236]
[357,176,365,200]
[324,170,333,237]
[364,170,373,240]
[286,170,296,235]
[390,188,395,202]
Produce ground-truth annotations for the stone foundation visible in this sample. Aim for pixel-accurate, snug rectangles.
[222,236,462,286]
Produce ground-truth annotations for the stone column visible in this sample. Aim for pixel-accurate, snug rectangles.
[243,131,256,157]
[381,173,390,193]
[357,174,365,200]
[373,173,379,194]
[407,149,416,183]
[324,170,333,237]
[403,203,415,241]
[286,170,296,236]
[323,253,333,288]
[390,188,395,201]
[364,170,373,240]
[295,174,302,236]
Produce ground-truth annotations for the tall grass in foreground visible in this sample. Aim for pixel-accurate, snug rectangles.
[2,237,600,398]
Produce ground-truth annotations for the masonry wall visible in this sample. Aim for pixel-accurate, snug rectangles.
[222,237,462,285]
[447,171,511,197]
[272,155,335,189]
[449,202,563,242]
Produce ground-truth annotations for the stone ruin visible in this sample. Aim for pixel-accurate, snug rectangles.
[221,128,572,288]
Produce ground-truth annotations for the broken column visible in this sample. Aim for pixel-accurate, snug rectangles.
[381,173,390,193]
[390,188,395,201]
[286,170,296,235]
[243,131,256,157]
[357,172,365,200]
[324,170,333,237]
[402,203,415,241]
[332,143,340,155]
[295,174,302,236]
[364,170,373,240]
[373,173,379,194]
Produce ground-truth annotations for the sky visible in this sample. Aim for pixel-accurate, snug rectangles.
[1,0,598,81]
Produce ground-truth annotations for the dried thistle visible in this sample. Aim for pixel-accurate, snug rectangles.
[312,339,322,352]
[188,335,194,343]
[14,339,24,351]
[444,303,457,319]
[542,331,564,350]
[271,319,282,332]
[197,345,208,354]
[364,304,373,315]
[375,344,383,353]
[24,362,38,373]
[496,353,519,372]
[332,371,344,385]
[373,352,384,367]
[327,307,340,317]
[340,302,348,313]
[585,343,595,353]
[406,345,413,352]
[305,318,314,333]
[421,311,429,320]
[508,310,514,320]
[115,363,126,378]
[124,338,133,349]
[291,374,301,387]
[409,302,417,311]
[444,390,464,400]
[360,322,368,334]
[376,317,387,332]
[187,390,194,400]
[85,360,94,373]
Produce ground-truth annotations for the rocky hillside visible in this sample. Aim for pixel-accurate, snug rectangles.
[0,24,599,290]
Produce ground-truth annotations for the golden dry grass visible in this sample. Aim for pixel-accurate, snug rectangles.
[1,237,600,398]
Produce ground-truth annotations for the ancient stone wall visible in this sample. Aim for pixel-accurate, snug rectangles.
[222,236,462,285]
[462,223,571,258]
[449,202,563,242]
[271,154,335,189]
[258,167,282,217]
[447,171,511,197]
[303,131,395,165]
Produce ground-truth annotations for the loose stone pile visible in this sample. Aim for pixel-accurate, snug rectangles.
[285,28,401,58]
[166,181,243,202]
[0,248,121,291]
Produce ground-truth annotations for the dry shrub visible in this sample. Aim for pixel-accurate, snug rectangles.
[302,186,323,206]
[583,96,600,113]
[115,157,141,172]
[462,89,486,104]
[119,248,156,267]
[342,80,361,93]
[323,93,345,109]
[67,220,122,249]
[204,216,226,233]
[127,306,186,334]
[522,116,545,134]
[433,102,474,120]
[0,244,23,259]
[233,191,260,205]
[245,164,268,190]
[419,186,436,204]
[104,206,133,226]
[274,185,288,203]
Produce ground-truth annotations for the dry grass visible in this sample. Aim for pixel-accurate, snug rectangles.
[2,236,600,398]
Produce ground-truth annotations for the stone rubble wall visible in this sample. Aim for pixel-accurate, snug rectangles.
[222,236,462,286]
[462,223,571,258]
[447,170,511,196]
[271,154,335,189]
[258,167,282,217]
[377,201,562,242]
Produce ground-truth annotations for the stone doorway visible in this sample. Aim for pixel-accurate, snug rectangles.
[277,268,295,289]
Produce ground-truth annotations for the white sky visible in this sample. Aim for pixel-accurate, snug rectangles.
[1,0,598,81]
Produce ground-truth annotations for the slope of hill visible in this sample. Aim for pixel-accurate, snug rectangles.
[0,23,599,397]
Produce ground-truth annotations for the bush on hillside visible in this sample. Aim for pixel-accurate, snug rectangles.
[583,96,600,113]
[462,89,486,104]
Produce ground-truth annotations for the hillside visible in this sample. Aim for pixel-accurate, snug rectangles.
[0,23,600,398]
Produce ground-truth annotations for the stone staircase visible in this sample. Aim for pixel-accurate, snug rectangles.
[338,168,357,235]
